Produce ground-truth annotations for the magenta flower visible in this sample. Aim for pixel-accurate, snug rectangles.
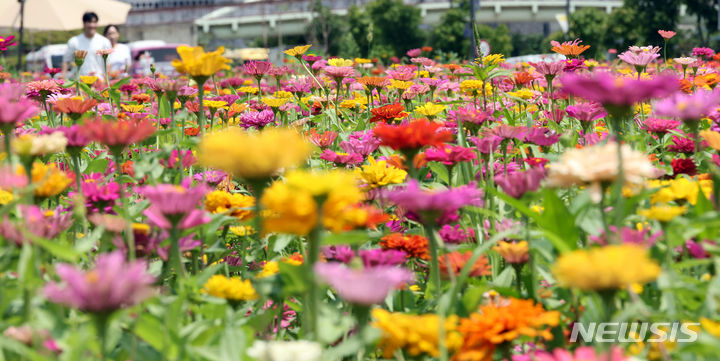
[322,245,355,264]
[559,72,679,107]
[383,180,483,223]
[0,35,16,51]
[654,90,720,121]
[319,149,364,166]
[565,102,607,122]
[439,224,476,244]
[485,124,528,140]
[406,48,422,57]
[140,180,209,229]
[494,166,545,198]
[359,249,407,268]
[618,50,660,67]
[469,135,502,154]
[314,262,414,305]
[193,170,227,186]
[0,84,39,127]
[243,60,273,77]
[339,130,380,156]
[532,346,628,361]
[642,117,681,134]
[685,239,711,259]
[0,206,73,246]
[69,173,120,213]
[523,127,560,146]
[667,132,697,154]
[161,149,197,169]
[692,47,715,59]
[425,145,477,165]
[156,235,201,261]
[44,251,156,313]
[0,165,28,189]
[239,109,275,129]
[589,226,662,247]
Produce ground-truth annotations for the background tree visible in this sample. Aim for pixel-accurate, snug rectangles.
[430,7,470,56]
[602,6,641,51]
[684,0,718,45]
[365,0,425,56]
[474,23,513,57]
[346,5,372,58]
[623,0,680,46]
[568,8,608,58]
[307,0,345,55]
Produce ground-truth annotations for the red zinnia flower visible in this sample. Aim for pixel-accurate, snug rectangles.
[438,251,491,278]
[671,158,697,177]
[373,119,452,150]
[184,127,200,136]
[370,103,409,123]
[380,233,429,260]
[81,118,156,154]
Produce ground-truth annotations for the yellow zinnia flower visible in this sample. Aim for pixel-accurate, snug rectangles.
[354,156,407,189]
[493,240,529,264]
[553,244,661,291]
[414,102,446,117]
[389,79,413,90]
[260,181,317,235]
[283,44,311,58]
[120,104,145,113]
[327,58,353,67]
[203,275,258,301]
[261,97,288,108]
[79,75,98,85]
[701,130,720,151]
[25,162,72,198]
[372,309,463,359]
[638,204,687,222]
[700,318,720,338]
[172,45,231,78]
[506,88,537,101]
[204,190,254,220]
[0,189,13,205]
[197,127,311,180]
[239,86,259,94]
[256,261,280,278]
[481,53,505,66]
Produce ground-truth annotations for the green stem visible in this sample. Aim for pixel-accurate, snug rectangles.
[426,225,448,361]
[197,84,206,135]
[114,153,136,260]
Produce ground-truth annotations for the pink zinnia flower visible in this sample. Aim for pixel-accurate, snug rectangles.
[654,90,720,121]
[0,205,73,246]
[44,251,156,313]
[532,60,565,78]
[140,180,209,229]
[382,180,483,222]
[532,346,629,361]
[565,102,607,122]
[406,48,422,57]
[439,224,476,244]
[424,145,477,165]
[559,72,679,107]
[618,50,660,66]
[658,30,676,39]
[314,262,414,305]
[523,127,560,146]
[642,117,681,134]
[319,149,364,166]
[324,66,357,79]
[0,84,39,126]
[589,226,662,247]
[692,47,715,59]
[359,249,408,268]
[494,166,545,198]
[339,130,380,156]
[243,60,273,77]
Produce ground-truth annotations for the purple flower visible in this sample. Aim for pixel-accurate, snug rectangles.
[43,251,156,313]
[359,249,407,267]
[314,263,414,305]
[667,132,696,154]
[654,90,720,121]
[383,180,483,223]
[322,245,355,263]
[559,72,679,107]
[565,102,607,122]
[494,166,545,198]
[469,135,503,154]
[0,205,73,246]
[239,109,275,129]
[140,179,209,229]
[523,127,560,146]
[439,224,476,244]
[685,239,711,258]
[0,84,39,126]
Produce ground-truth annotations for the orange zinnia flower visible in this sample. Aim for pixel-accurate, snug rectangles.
[184,127,200,136]
[456,297,560,360]
[550,39,590,58]
[421,46,433,52]
[380,233,430,260]
[513,71,535,87]
[370,103,409,123]
[52,97,98,116]
[357,76,390,89]
[373,119,452,150]
[80,117,156,154]
[438,251,491,278]
[131,93,151,104]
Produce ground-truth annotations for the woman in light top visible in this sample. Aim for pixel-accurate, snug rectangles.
[103,25,132,76]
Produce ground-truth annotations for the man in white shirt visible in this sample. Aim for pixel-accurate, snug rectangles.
[62,12,112,77]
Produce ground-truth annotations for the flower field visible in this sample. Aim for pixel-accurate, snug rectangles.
[2,33,720,361]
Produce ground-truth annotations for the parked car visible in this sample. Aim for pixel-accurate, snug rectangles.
[25,44,68,72]
[129,43,182,76]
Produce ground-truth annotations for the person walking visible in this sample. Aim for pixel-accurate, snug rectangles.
[62,12,112,77]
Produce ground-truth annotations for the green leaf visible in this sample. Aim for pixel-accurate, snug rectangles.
[539,188,579,251]
[30,235,79,262]
[110,76,131,90]
[158,94,170,118]
[428,162,449,184]
[322,230,369,246]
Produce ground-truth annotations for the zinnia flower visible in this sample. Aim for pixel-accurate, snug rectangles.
[372,309,463,358]
[203,274,258,302]
[197,127,311,180]
[373,120,453,150]
[559,72,679,108]
[370,103,409,123]
[354,156,407,189]
[438,251,491,278]
[172,45,231,78]
[80,118,156,155]
[43,251,156,313]
[380,232,430,259]
[550,39,590,57]
[383,180,483,223]
[532,346,630,361]
[314,262,414,305]
[140,181,209,229]
[553,244,661,290]
[0,84,39,128]
[247,340,322,361]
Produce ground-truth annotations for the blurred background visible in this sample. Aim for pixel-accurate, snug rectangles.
[1,0,718,71]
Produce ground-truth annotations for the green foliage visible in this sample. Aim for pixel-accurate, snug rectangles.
[474,23,513,57]
[306,0,346,55]
[623,0,681,46]
[347,5,372,58]
[684,0,718,45]
[603,6,642,51]
[511,33,545,57]
[430,8,470,57]
[568,8,608,58]
[365,0,425,56]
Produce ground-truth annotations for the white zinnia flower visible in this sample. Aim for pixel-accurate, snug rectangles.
[31,131,67,155]
[246,340,322,361]
[544,142,656,202]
